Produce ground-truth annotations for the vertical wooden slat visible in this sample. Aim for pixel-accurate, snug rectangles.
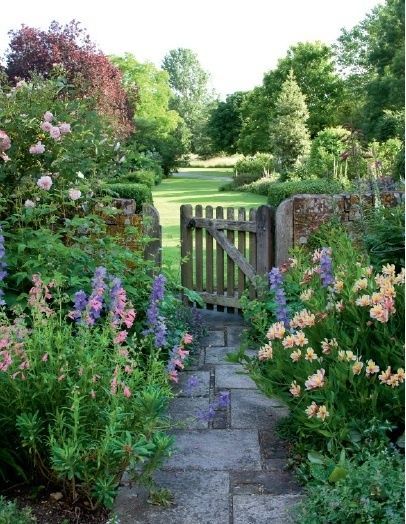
[249,208,257,300]
[195,205,203,293]
[216,206,224,312]
[227,207,235,314]
[180,204,193,303]
[256,205,273,277]
[238,207,246,300]
[205,206,214,310]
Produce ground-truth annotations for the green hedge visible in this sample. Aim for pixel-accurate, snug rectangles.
[121,170,156,188]
[106,183,153,210]
[266,179,347,207]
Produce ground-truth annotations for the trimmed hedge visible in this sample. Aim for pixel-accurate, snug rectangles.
[121,170,156,188]
[266,179,347,207]
[106,183,153,210]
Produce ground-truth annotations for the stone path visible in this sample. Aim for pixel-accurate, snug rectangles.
[115,311,301,523]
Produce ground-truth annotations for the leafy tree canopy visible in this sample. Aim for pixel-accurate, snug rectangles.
[207,91,247,154]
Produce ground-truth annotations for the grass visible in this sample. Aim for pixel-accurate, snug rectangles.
[186,154,242,168]
[152,168,267,274]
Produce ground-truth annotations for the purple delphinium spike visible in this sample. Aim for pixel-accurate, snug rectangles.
[109,276,127,325]
[144,274,167,348]
[0,227,7,306]
[319,248,335,288]
[86,266,107,325]
[69,290,88,322]
[268,267,290,327]
[196,404,216,422]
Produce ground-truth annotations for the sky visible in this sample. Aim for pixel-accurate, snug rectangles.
[1,0,382,98]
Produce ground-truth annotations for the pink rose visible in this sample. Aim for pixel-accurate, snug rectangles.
[43,111,53,122]
[29,141,45,155]
[41,121,52,132]
[50,126,61,140]
[0,131,11,152]
[68,188,81,201]
[37,175,53,191]
[59,122,71,135]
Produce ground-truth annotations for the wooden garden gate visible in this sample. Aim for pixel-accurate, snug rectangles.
[180,204,275,312]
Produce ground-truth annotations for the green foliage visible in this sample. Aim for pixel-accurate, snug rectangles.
[237,86,271,155]
[0,76,120,195]
[266,179,346,207]
[269,71,311,174]
[0,497,36,524]
[0,296,172,509]
[121,170,156,188]
[297,450,405,523]
[232,154,275,187]
[206,92,247,154]
[106,183,153,209]
[162,48,213,155]
[362,205,405,270]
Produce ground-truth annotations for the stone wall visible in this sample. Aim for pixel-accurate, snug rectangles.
[275,192,404,265]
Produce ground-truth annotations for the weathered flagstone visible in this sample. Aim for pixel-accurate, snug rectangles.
[175,370,210,397]
[230,470,301,496]
[231,389,289,429]
[260,430,289,459]
[205,329,225,347]
[205,346,237,365]
[233,494,302,524]
[162,429,262,471]
[168,397,210,429]
[115,471,230,524]
[215,364,257,389]
[227,326,244,347]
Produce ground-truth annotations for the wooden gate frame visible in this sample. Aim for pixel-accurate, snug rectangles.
[180,204,274,310]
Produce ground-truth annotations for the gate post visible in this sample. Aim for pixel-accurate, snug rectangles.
[180,205,193,295]
[255,205,275,277]
[142,203,162,268]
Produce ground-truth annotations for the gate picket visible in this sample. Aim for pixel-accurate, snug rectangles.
[180,204,274,311]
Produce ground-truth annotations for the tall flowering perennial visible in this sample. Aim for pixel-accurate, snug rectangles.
[268,267,290,327]
[0,227,7,306]
[166,333,193,383]
[144,274,167,348]
[319,247,335,288]
[196,391,231,422]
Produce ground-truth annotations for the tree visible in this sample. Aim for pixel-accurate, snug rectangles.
[335,0,405,139]
[162,48,212,153]
[6,21,133,137]
[263,42,344,137]
[111,53,190,174]
[206,91,247,154]
[269,71,311,174]
[237,86,271,155]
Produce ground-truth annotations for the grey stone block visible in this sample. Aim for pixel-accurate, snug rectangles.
[205,330,225,347]
[230,470,301,496]
[162,429,261,471]
[233,494,302,524]
[231,389,289,429]
[168,397,210,430]
[215,364,257,389]
[205,346,237,365]
[115,470,230,524]
[175,371,210,397]
[226,327,244,347]
[260,430,288,459]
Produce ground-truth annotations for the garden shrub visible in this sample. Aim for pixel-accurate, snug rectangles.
[121,170,156,188]
[106,183,153,209]
[266,179,347,207]
[233,153,274,186]
[297,450,405,523]
[239,174,281,195]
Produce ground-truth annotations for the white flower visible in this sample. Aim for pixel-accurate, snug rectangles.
[37,175,53,190]
[76,171,85,179]
[24,199,36,208]
[68,188,82,201]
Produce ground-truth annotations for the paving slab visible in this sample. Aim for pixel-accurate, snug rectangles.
[230,470,301,496]
[216,364,257,389]
[227,327,244,347]
[168,397,210,430]
[175,371,210,397]
[205,346,238,365]
[162,429,262,471]
[115,470,230,524]
[233,494,301,524]
[231,389,289,429]
[205,330,225,347]
[260,430,289,459]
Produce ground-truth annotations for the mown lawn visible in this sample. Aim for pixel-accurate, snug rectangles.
[152,168,267,274]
